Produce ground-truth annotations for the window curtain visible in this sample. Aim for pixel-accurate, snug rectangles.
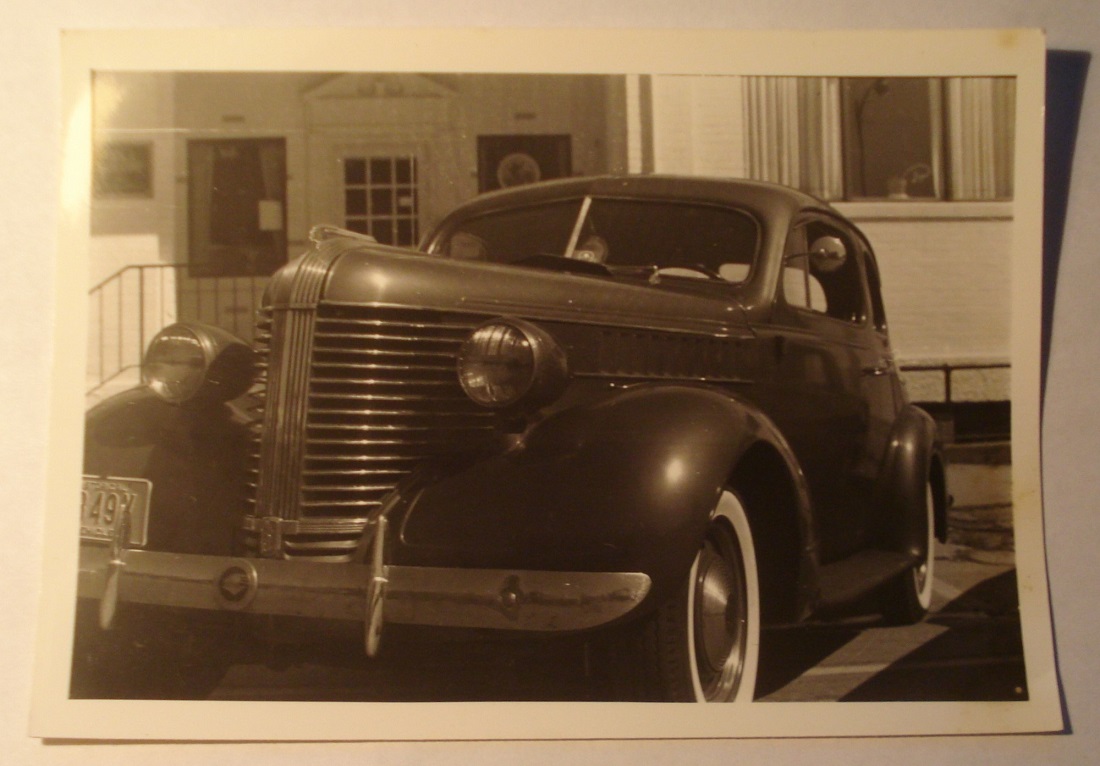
[258,142,283,201]
[187,142,215,273]
[945,77,1015,200]
[743,77,843,200]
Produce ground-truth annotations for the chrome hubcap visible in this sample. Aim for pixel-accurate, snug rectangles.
[915,560,928,592]
[915,485,935,607]
[692,530,747,700]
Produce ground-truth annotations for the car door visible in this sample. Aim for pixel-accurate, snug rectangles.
[850,231,904,533]
[761,213,889,562]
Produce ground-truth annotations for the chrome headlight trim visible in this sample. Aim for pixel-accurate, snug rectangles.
[142,322,255,405]
[457,318,568,410]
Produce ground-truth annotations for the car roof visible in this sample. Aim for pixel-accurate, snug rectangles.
[446,174,833,221]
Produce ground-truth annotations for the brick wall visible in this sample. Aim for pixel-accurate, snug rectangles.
[840,206,1013,402]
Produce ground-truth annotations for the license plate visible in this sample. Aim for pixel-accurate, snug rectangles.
[80,476,151,546]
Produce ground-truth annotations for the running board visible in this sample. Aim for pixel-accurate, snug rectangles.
[815,549,916,611]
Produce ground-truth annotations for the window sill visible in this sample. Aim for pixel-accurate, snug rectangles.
[832,200,1013,222]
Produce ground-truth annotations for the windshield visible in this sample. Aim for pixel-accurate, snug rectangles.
[432,197,759,283]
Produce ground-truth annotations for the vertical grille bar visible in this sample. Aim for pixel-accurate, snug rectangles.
[253,251,333,543]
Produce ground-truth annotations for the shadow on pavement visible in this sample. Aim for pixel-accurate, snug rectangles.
[213,626,598,702]
[840,570,1027,701]
[754,623,865,699]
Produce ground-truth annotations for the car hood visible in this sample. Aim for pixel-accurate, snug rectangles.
[304,242,752,337]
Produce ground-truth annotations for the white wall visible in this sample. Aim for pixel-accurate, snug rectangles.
[841,206,1013,402]
[89,72,177,390]
[90,72,177,280]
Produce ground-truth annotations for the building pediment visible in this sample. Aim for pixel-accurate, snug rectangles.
[305,73,456,101]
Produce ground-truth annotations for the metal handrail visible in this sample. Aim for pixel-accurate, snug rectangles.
[87,264,265,396]
[88,262,167,294]
[897,361,1010,404]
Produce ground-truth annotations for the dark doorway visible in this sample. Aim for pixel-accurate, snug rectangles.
[187,138,287,278]
[477,135,572,193]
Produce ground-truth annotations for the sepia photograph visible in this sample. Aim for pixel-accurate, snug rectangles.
[31,27,1059,741]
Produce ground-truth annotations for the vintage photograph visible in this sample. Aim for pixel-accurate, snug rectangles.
[34,28,1058,740]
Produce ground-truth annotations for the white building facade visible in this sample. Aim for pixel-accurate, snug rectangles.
[89,71,1015,435]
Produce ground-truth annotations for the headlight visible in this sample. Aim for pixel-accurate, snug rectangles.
[142,323,254,405]
[457,319,568,409]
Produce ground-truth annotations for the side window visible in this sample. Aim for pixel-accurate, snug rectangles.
[782,258,828,311]
[863,243,889,332]
[782,220,867,325]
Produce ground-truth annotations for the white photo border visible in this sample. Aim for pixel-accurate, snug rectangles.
[32,27,1059,741]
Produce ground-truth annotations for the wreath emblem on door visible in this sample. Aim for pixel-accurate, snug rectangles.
[496,152,542,188]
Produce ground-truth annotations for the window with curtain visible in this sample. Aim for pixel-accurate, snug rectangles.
[744,77,1014,202]
[743,77,843,200]
[945,77,1016,200]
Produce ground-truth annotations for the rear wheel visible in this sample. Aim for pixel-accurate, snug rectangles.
[882,478,936,624]
[597,490,760,702]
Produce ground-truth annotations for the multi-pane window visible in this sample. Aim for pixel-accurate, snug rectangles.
[343,156,419,246]
[745,77,1015,202]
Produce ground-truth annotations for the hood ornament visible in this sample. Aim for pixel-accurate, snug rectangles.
[309,224,378,245]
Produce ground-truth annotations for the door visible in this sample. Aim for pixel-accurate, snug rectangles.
[187,138,287,277]
[183,138,287,341]
[764,215,890,561]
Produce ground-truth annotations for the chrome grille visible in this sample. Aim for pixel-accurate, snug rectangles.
[245,302,496,560]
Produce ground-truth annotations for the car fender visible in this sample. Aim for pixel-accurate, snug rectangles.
[394,383,815,608]
[82,387,256,555]
[872,404,946,555]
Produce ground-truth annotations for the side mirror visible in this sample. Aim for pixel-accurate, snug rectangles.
[808,236,848,272]
[785,235,848,273]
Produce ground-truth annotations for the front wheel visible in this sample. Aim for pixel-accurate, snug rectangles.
[596,489,760,702]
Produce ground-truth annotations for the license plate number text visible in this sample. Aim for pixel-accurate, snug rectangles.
[80,476,151,546]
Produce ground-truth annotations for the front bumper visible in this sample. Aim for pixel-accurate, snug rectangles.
[77,541,652,655]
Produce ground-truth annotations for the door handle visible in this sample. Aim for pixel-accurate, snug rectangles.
[862,361,891,377]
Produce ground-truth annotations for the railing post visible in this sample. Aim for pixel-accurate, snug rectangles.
[117,273,123,378]
[139,266,146,362]
[98,287,104,389]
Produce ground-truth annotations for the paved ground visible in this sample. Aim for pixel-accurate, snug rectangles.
[757,543,1025,702]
